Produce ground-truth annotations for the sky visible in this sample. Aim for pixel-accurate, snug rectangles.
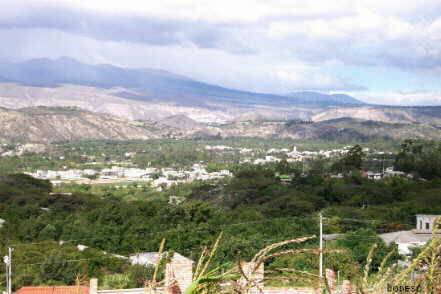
[1,0,441,105]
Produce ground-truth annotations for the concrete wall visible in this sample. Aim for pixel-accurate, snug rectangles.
[263,288,316,294]
[325,269,336,294]
[89,263,347,294]
[90,252,193,294]
[164,255,193,293]
[90,277,166,294]
[98,288,164,294]
[415,215,439,233]
[238,261,264,294]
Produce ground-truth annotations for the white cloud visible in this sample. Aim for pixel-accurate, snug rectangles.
[1,0,441,104]
[0,27,356,93]
[348,91,441,106]
[2,0,441,68]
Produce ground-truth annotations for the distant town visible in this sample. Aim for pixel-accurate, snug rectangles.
[21,144,408,191]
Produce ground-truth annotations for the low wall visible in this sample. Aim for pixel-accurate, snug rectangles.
[90,279,165,294]
[97,289,165,294]
[263,288,316,294]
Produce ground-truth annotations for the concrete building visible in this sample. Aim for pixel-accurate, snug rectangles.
[129,252,193,292]
[253,156,281,165]
[365,171,383,180]
[129,252,192,268]
[383,167,406,178]
[380,214,440,255]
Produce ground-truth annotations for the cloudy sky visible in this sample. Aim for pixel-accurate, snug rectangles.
[1,0,441,105]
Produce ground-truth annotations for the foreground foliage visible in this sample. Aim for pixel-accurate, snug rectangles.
[0,140,440,290]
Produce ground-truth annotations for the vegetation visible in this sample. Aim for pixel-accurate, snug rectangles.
[0,138,399,174]
[0,139,440,291]
[333,144,365,173]
[395,139,441,179]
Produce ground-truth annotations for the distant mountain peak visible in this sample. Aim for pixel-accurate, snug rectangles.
[159,114,204,130]
[0,57,365,108]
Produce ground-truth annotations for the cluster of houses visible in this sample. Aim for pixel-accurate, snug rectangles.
[329,167,410,180]
[26,164,231,191]
[205,144,397,166]
[204,144,253,154]
[241,145,410,181]
[0,143,46,157]
[364,167,409,180]
[24,144,409,189]
[245,145,359,165]
[28,169,98,183]
[273,145,354,161]
[243,145,385,165]
[149,164,231,190]
[206,145,358,164]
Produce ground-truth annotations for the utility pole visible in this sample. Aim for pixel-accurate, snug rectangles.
[8,247,12,294]
[4,247,13,294]
[10,248,13,294]
[319,213,323,280]
[381,155,385,175]
[3,254,8,294]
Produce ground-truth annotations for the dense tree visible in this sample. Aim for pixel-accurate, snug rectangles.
[334,145,365,173]
[336,229,397,268]
[395,139,441,179]
[39,250,77,284]
[1,141,441,289]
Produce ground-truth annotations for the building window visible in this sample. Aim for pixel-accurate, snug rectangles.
[420,220,422,230]
[426,223,430,230]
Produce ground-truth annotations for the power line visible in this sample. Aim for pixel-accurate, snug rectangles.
[16,255,124,267]
[319,212,323,280]
[322,216,415,226]
[6,215,407,255]
[14,234,319,269]
[7,215,314,247]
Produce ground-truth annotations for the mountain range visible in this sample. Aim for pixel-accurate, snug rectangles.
[0,58,440,143]
[0,106,159,143]
[1,106,440,144]
[0,57,363,108]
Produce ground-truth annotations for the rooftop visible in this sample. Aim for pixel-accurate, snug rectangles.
[129,251,193,266]
[17,286,89,294]
[379,230,438,246]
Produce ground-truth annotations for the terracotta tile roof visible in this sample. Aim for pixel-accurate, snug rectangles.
[17,286,89,294]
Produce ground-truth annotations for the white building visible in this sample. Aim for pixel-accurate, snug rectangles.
[415,214,439,233]
[152,177,173,189]
[239,148,253,154]
[380,214,441,255]
[204,145,233,151]
[366,171,383,180]
[384,167,406,178]
[82,169,97,177]
[124,168,155,179]
[286,146,300,158]
[253,156,281,165]
[100,166,125,178]
[267,148,289,154]
[27,169,83,180]
[129,252,193,267]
